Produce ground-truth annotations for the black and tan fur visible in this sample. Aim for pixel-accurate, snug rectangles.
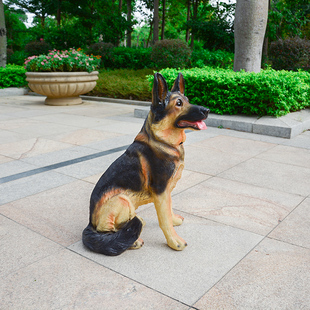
[82,73,209,256]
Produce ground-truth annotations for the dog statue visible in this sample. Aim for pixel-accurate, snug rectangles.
[83,72,209,256]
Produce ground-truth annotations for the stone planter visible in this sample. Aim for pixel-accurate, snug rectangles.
[26,71,99,106]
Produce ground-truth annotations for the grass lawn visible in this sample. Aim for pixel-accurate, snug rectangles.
[88,68,154,101]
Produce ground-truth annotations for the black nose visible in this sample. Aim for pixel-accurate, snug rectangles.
[200,106,210,117]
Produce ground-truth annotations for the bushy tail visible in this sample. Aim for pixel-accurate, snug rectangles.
[82,216,143,256]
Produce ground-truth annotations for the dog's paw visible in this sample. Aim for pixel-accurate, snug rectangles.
[129,237,144,250]
[172,214,184,226]
[167,235,187,251]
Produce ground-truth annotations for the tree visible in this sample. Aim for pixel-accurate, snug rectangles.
[5,0,54,27]
[4,4,28,51]
[126,0,132,47]
[0,0,6,67]
[153,0,159,44]
[234,0,268,72]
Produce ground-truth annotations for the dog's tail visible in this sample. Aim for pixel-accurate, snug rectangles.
[82,216,143,256]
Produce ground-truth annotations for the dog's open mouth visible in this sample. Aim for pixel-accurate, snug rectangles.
[177,120,207,130]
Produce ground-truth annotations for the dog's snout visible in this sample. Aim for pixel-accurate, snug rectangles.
[200,107,210,118]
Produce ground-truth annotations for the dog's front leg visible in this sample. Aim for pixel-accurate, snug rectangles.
[154,193,187,251]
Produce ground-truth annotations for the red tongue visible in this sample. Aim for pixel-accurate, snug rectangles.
[196,120,207,130]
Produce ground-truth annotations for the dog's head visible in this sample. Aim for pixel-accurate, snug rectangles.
[151,73,209,131]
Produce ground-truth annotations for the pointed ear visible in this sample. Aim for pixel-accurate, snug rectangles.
[152,73,168,108]
[171,73,185,94]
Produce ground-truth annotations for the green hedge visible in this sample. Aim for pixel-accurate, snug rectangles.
[154,67,310,117]
[191,49,234,69]
[0,65,27,88]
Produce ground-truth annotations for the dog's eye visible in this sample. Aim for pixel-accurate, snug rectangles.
[176,99,183,107]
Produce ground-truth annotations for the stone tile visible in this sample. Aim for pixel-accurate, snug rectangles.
[0,160,38,178]
[45,128,121,146]
[0,118,80,139]
[1,180,94,246]
[172,169,211,195]
[0,155,13,164]
[0,215,62,277]
[0,138,73,159]
[183,127,219,145]
[69,208,263,305]
[21,145,100,167]
[194,238,310,309]
[83,173,101,184]
[93,120,144,135]
[1,249,186,310]
[184,136,274,175]
[172,177,303,236]
[54,151,124,179]
[256,144,310,169]
[32,113,111,128]
[282,130,310,149]
[269,198,310,249]
[84,134,135,151]
[219,158,310,196]
[0,171,75,205]
[0,129,30,144]
[190,135,274,156]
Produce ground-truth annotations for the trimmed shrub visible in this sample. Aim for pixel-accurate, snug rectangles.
[191,49,234,69]
[88,45,152,70]
[151,67,310,117]
[88,68,153,101]
[0,65,27,88]
[25,40,51,56]
[105,47,152,70]
[151,39,191,69]
[269,37,310,71]
[7,50,28,66]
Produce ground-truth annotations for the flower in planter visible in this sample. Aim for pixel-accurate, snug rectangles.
[24,48,101,73]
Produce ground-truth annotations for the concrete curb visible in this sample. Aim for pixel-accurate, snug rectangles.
[134,106,310,139]
[0,87,28,96]
[81,95,151,107]
[27,93,310,139]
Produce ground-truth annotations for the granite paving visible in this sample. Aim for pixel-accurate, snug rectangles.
[1,94,309,309]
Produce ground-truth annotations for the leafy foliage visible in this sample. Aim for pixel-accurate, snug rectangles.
[152,67,310,117]
[151,39,191,69]
[25,40,51,56]
[269,37,310,71]
[267,0,310,41]
[0,64,27,88]
[191,49,234,69]
[87,44,152,70]
[7,50,28,66]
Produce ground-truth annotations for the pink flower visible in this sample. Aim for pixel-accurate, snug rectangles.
[41,62,44,65]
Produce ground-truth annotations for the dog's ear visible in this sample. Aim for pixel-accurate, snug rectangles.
[152,73,168,108]
[171,73,185,95]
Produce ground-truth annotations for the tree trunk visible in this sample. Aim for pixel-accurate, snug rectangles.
[161,0,166,40]
[190,0,198,49]
[153,0,159,44]
[56,0,62,26]
[126,0,132,47]
[234,0,268,73]
[186,0,190,43]
[116,0,123,46]
[0,0,7,68]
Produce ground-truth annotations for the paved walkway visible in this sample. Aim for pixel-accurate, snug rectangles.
[1,95,310,310]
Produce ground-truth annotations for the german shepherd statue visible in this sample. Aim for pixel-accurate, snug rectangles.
[83,72,209,256]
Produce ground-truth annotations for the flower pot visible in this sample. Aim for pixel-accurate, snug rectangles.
[26,71,99,106]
